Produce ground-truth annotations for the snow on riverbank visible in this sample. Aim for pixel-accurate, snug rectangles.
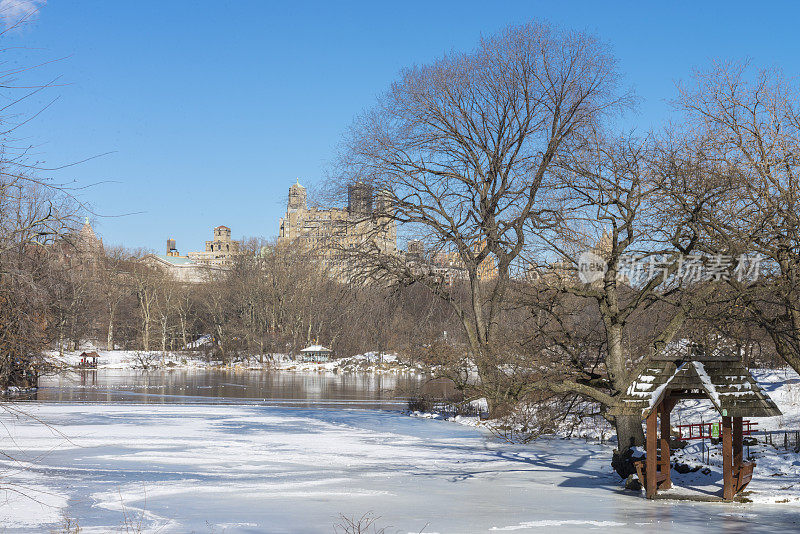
[274,352,426,375]
[2,402,799,533]
[47,349,425,375]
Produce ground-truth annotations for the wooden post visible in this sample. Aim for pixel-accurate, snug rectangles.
[646,409,658,499]
[733,417,743,470]
[659,400,672,490]
[722,416,733,501]
[733,416,743,495]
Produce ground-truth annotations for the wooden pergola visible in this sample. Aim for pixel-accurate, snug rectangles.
[614,346,781,500]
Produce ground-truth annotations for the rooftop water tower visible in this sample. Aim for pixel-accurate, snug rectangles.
[166,238,178,256]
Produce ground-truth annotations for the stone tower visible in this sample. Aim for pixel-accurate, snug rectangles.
[77,217,103,253]
[347,181,373,215]
[186,225,241,265]
[278,177,398,267]
[288,179,307,212]
[213,225,232,241]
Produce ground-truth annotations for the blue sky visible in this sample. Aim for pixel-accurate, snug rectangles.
[6,1,800,252]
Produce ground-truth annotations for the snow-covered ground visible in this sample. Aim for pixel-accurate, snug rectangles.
[411,368,800,506]
[0,399,799,533]
[48,349,425,375]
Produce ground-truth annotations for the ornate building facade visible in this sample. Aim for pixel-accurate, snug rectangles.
[278,180,397,266]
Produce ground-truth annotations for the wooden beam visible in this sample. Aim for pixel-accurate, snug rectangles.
[660,400,672,490]
[646,409,658,499]
[722,416,733,501]
[664,392,707,400]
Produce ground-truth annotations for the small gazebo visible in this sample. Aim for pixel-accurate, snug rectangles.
[614,344,781,500]
[78,351,100,369]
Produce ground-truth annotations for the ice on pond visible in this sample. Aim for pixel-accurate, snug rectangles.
[0,403,798,533]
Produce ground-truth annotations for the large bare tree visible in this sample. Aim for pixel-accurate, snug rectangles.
[334,21,631,413]
[530,131,721,457]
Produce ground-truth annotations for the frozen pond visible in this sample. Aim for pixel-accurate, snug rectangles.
[1,372,799,532]
[27,369,418,409]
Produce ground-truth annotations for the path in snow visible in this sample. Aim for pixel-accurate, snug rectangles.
[0,403,798,533]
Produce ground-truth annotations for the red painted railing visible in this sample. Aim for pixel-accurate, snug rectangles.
[675,420,757,440]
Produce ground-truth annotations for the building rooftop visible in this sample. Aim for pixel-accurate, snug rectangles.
[614,354,782,419]
[153,254,197,266]
[300,345,332,353]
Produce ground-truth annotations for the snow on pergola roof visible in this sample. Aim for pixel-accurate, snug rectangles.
[300,345,332,353]
[614,350,781,419]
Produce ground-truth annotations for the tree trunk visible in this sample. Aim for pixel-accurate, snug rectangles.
[58,324,64,356]
[107,316,114,351]
[605,321,626,386]
[179,315,187,349]
[161,315,167,352]
[614,414,645,450]
[142,316,150,351]
[610,414,646,479]
[216,324,225,364]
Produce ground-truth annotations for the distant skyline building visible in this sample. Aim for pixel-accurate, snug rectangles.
[142,224,241,283]
[141,253,218,283]
[278,179,397,269]
[277,179,500,284]
[166,238,179,257]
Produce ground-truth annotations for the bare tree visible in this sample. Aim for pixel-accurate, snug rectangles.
[0,180,80,387]
[156,279,177,352]
[94,246,136,350]
[527,131,725,459]
[0,8,86,387]
[130,263,162,351]
[332,21,631,414]
[174,282,197,350]
[197,269,237,363]
[676,61,800,374]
